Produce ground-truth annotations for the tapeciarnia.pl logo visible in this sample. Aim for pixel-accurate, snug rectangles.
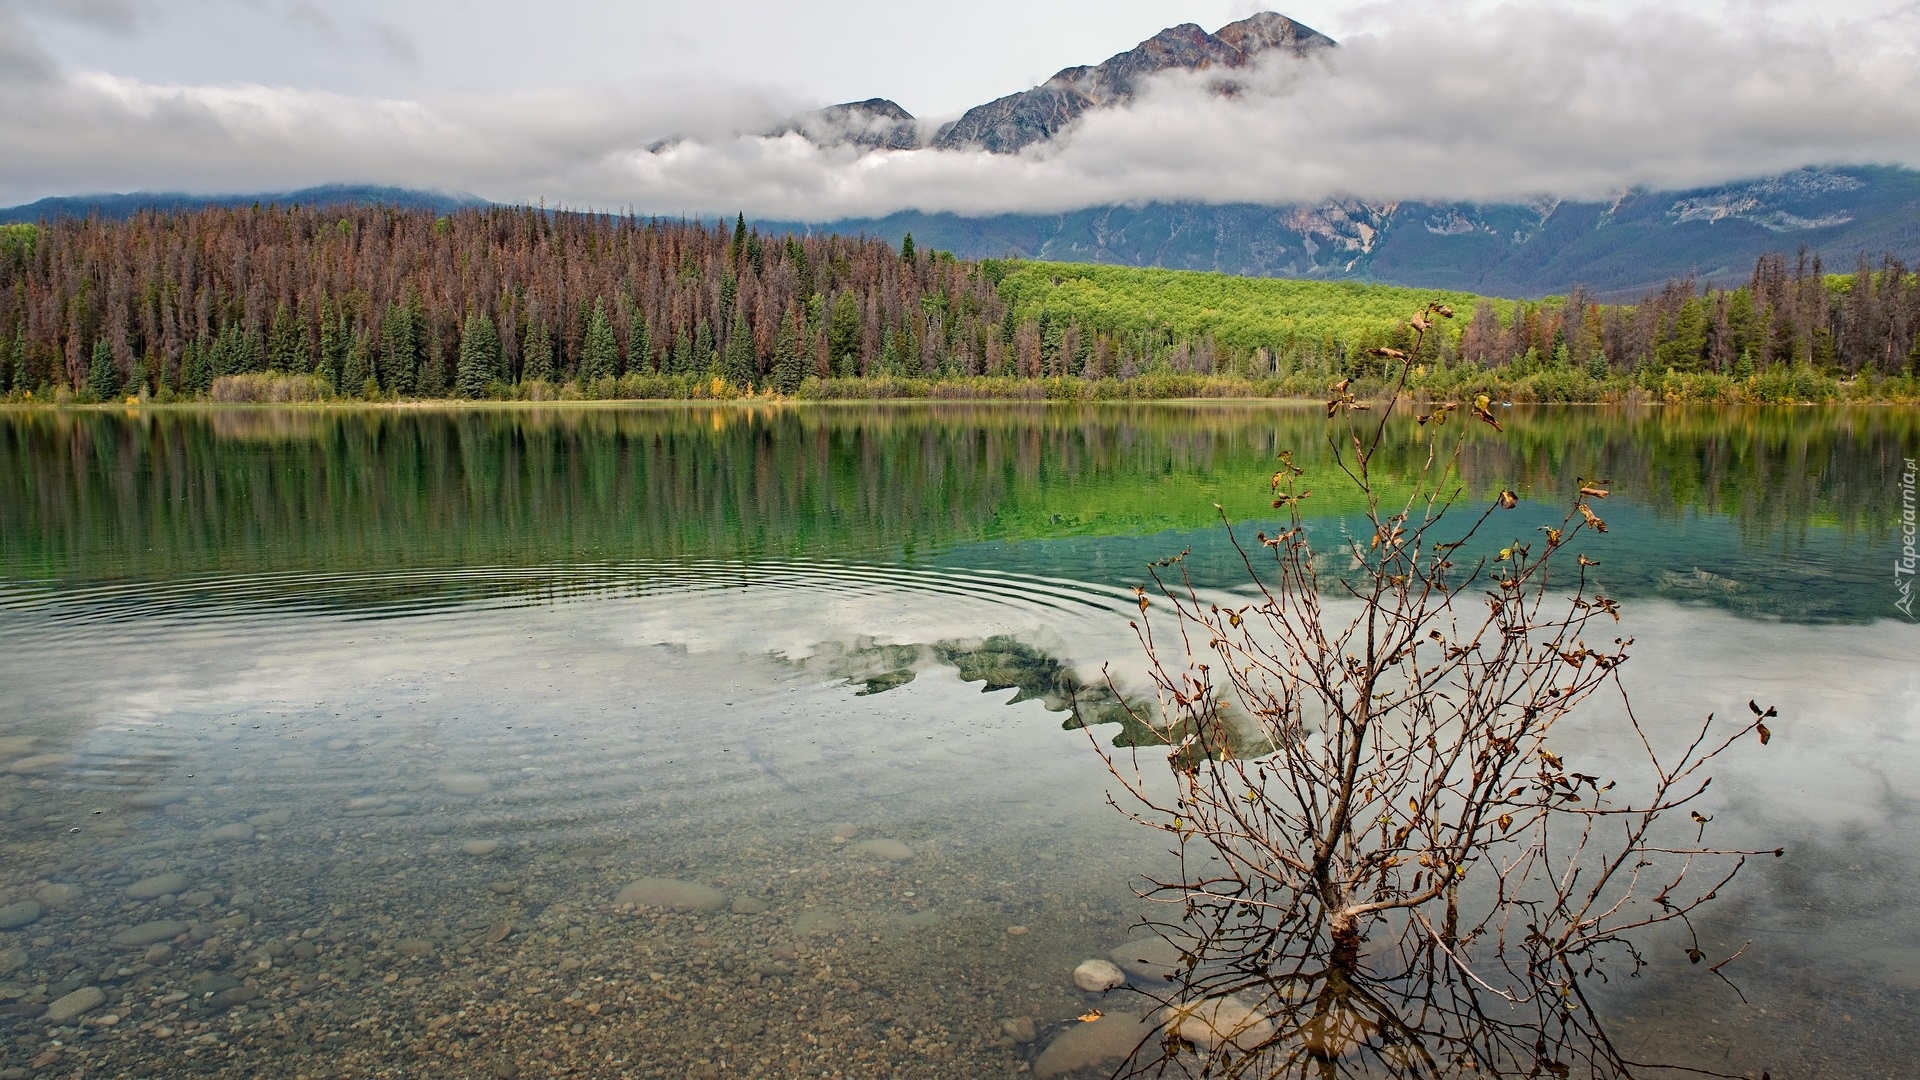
[1898,457,1918,620]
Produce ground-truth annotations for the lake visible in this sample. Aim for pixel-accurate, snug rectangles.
[0,402,1915,1079]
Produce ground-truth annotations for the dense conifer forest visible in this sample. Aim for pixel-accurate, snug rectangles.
[0,206,1916,404]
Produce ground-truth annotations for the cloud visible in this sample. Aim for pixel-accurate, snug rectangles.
[4,3,1920,215]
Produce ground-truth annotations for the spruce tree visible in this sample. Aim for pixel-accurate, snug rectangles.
[341,331,371,395]
[87,338,119,401]
[10,330,26,394]
[693,321,716,374]
[581,302,618,382]
[182,339,210,396]
[901,232,915,262]
[771,320,806,395]
[722,314,756,388]
[268,302,303,372]
[626,316,652,375]
[731,212,748,264]
[240,327,266,374]
[317,305,345,391]
[381,299,419,396]
[522,318,554,383]
[417,321,447,398]
[670,329,693,374]
[0,331,12,395]
[455,311,500,399]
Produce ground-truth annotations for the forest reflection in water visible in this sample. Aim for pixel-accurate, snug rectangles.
[0,403,1914,1078]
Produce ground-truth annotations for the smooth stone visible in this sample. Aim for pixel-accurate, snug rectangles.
[208,823,255,843]
[43,986,106,1024]
[393,939,434,958]
[1000,1016,1038,1044]
[793,910,842,937]
[485,880,519,895]
[126,790,187,809]
[33,884,84,907]
[1033,1012,1158,1079]
[729,896,769,915]
[141,944,173,965]
[439,774,492,795]
[1073,959,1126,992]
[829,823,860,840]
[614,878,727,913]
[177,890,216,908]
[126,873,189,900]
[0,946,24,974]
[1160,996,1278,1053]
[1297,1003,1379,1060]
[1110,936,1186,982]
[246,808,293,828]
[110,919,189,947]
[6,754,76,776]
[0,901,42,930]
[849,838,914,862]
[460,840,501,857]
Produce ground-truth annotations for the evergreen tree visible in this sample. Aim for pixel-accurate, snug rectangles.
[239,327,266,374]
[581,302,618,382]
[455,311,500,399]
[10,329,26,394]
[182,339,210,395]
[317,304,346,391]
[670,329,694,374]
[0,331,12,395]
[522,318,554,383]
[731,212,748,264]
[901,232,915,262]
[381,298,420,396]
[129,354,148,398]
[771,320,806,394]
[87,338,118,400]
[268,302,303,372]
[417,320,447,398]
[693,321,716,373]
[626,315,652,375]
[722,308,756,388]
[341,330,371,395]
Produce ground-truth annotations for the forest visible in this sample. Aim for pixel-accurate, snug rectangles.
[0,206,1916,404]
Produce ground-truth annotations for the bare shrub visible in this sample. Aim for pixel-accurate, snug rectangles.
[1088,304,1779,1078]
[208,372,333,403]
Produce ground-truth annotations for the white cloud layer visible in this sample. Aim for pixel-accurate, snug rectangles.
[5,3,1920,216]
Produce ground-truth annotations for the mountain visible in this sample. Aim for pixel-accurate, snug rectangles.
[0,184,485,224]
[771,166,1920,298]
[929,12,1333,154]
[782,12,1333,156]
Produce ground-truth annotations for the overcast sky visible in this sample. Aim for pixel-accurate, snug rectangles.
[4,0,1919,215]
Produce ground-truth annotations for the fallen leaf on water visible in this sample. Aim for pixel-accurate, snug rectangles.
[1078,1010,1104,1023]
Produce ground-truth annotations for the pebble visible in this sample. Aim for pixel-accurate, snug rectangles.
[486,880,519,895]
[829,823,861,840]
[461,839,501,857]
[614,878,727,912]
[126,873,190,900]
[439,774,492,795]
[43,985,106,1024]
[1000,1016,1038,1043]
[1006,925,1029,937]
[208,822,255,843]
[0,945,25,974]
[246,808,293,828]
[1073,958,1126,992]
[729,896,769,915]
[0,900,43,930]
[126,789,186,809]
[109,919,190,947]
[394,939,434,958]
[849,838,914,862]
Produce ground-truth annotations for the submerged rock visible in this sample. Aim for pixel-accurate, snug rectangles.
[849,838,914,861]
[1033,1012,1158,1078]
[44,986,105,1024]
[614,878,727,912]
[0,900,43,930]
[1073,958,1126,992]
[109,919,189,947]
[126,873,189,900]
[1160,995,1277,1053]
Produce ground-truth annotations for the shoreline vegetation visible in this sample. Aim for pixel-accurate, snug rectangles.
[2,207,1918,408]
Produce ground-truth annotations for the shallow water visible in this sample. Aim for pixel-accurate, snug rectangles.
[0,404,1915,1078]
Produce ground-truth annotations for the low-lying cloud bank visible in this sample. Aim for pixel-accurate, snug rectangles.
[5,4,1920,216]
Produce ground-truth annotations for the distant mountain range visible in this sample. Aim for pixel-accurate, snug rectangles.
[7,11,1920,299]
[771,166,1920,298]
[0,185,485,225]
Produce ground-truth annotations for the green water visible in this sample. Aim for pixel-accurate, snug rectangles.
[0,403,1915,1079]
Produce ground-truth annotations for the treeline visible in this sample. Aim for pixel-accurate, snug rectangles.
[0,207,1916,405]
[0,207,1013,402]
